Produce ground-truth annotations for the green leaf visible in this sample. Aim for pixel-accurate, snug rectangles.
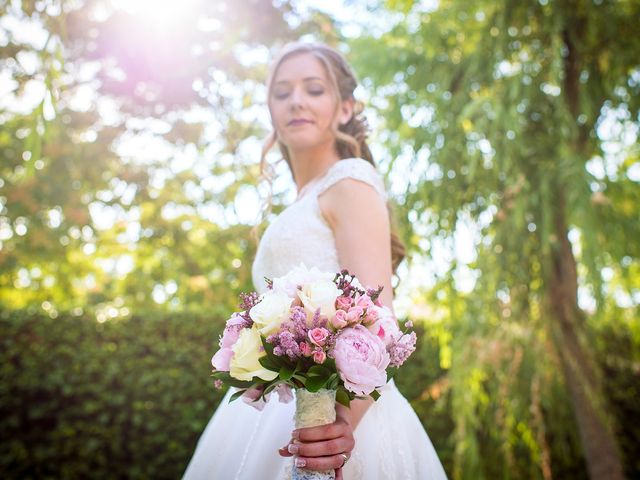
[335,387,352,407]
[305,375,328,392]
[260,336,275,356]
[307,365,332,378]
[279,365,295,381]
[229,389,247,402]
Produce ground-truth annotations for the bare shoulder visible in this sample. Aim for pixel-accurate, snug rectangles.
[317,174,394,307]
[317,176,388,231]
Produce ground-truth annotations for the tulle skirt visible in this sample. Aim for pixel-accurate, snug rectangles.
[182,380,448,480]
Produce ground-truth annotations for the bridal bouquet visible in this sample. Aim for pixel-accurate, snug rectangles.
[210,263,417,479]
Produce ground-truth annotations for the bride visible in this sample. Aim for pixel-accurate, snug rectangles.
[182,40,448,480]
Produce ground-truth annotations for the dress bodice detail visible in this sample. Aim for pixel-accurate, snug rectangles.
[251,157,388,295]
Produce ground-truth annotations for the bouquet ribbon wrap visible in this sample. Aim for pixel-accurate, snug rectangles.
[291,388,337,480]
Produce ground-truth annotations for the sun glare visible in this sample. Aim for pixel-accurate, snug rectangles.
[110,0,200,28]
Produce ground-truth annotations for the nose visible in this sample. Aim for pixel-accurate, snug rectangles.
[289,86,305,110]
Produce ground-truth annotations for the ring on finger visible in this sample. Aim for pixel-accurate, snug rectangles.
[339,452,350,467]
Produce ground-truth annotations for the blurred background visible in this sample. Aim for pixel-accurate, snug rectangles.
[1,0,638,478]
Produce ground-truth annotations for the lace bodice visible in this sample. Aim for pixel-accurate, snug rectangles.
[251,157,388,295]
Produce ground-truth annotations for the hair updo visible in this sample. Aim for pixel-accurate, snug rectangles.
[251,41,406,275]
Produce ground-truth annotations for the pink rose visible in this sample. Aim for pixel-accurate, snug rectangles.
[346,306,364,324]
[335,295,352,310]
[332,325,390,396]
[354,293,374,310]
[331,310,349,329]
[308,327,330,347]
[362,307,379,327]
[300,342,313,357]
[211,348,234,371]
[313,349,327,364]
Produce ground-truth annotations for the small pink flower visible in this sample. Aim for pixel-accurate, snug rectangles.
[313,349,327,364]
[242,386,269,411]
[275,384,293,403]
[331,310,349,329]
[300,342,313,357]
[346,306,364,324]
[335,296,352,310]
[308,327,330,347]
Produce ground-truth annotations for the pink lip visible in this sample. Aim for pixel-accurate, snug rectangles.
[288,119,313,126]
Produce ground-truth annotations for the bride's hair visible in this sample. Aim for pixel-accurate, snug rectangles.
[251,41,406,274]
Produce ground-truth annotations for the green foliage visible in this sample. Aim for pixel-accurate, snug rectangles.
[0,309,226,479]
[351,0,640,478]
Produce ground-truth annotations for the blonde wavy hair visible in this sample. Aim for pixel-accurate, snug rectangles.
[250,41,406,274]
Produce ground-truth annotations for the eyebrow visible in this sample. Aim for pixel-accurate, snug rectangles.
[274,76,325,85]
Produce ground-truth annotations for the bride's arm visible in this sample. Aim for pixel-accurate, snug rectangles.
[319,176,396,430]
[279,176,395,472]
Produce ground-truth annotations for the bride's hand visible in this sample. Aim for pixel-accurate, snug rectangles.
[278,412,354,479]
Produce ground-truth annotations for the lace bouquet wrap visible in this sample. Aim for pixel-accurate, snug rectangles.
[211,263,417,480]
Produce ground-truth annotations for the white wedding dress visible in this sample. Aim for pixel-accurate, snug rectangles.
[182,158,448,480]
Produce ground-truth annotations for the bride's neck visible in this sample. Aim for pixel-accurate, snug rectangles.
[290,145,341,192]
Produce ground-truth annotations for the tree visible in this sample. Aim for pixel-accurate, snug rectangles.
[0,0,308,315]
[350,0,639,478]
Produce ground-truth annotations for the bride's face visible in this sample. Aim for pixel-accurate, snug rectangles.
[268,52,343,152]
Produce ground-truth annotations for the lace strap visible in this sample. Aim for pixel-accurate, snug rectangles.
[314,158,388,202]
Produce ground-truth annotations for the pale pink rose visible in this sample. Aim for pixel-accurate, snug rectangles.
[367,306,401,347]
[275,383,293,404]
[346,306,364,324]
[313,349,327,364]
[241,386,270,411]
[300,341,313,357]
[332,325,390,396]
[354,293,374,310]
[308,327,330,347]
[211,347,233,371]
[331,310,349,329]
[335,295,352,310]
[362,307,379,327]
[220,318,243,349]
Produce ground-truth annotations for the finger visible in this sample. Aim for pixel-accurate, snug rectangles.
[278,446,293,457]
[294,454,346,472]
[287,437,352,458]
[336,467,343,480]
[293,422,347,443]
[278,439,295,457]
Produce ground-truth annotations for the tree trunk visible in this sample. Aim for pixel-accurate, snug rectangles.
[547,188,626,480]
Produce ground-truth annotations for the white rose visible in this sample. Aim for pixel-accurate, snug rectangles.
[297,278,341,321]
[272,262,335,297]
[250,290,293,336]
[229,327,278,382]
